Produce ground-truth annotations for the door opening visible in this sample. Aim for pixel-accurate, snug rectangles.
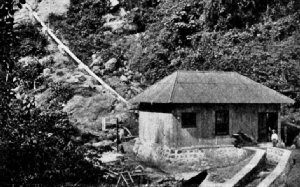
[258,112,278,142]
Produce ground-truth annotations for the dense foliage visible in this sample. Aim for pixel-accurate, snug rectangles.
[48,0,300,103]
[12,23,49,58]
[48,0,111,62]
[0,0,107,185]
[133,0,300,85]
[0,103,106,185]
[0,0,16,75]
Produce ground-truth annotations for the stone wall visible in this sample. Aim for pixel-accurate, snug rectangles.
[133,139,248,169]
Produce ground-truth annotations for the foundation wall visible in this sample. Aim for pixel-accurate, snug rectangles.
[134,139,248,168]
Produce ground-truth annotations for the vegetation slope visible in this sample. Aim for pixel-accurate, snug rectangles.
[49,0,300,118]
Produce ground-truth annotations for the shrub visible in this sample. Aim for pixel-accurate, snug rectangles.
[12,23,49,58]
[0,78,107,185]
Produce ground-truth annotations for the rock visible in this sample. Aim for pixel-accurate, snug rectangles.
[144,167,156,173]
[131,85,143,94]
[119,8,127,17]
[84,142,92,147]
[92,54,97,61]
[110,0,119,8]
[65,76,80,84]
[103,31,112,36]
[103,20,125,31]
[170,59,181,66]
[120,75,128,82]
[43,68,51,76]
[92,140,113,148]
[104,58,117,71]
[75,136,82,142]
[92,66,102,75]
[131,81,141,87]
[92,66,101,73]
[90,55,103,67]
[39,55,53,66]
[100,152,123,163]
[63,94,117,129]
[132,73,142,81]
[18,56,38,67]
[103,14,116,22]
[77,75,87,82]
[100,69,106,76]
[123,23,138,33]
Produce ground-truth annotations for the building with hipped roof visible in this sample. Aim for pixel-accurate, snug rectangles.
[130,71,294,148]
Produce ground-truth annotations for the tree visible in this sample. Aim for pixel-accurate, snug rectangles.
[0,0,107,185]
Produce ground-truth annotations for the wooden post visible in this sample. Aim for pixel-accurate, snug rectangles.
[284,126,287,144]
[278,111,281,142]
[116,118,119,152]
[102,118,106,131]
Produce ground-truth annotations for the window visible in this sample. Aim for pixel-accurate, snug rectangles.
[182,113,197,128]
[215,110,229,135]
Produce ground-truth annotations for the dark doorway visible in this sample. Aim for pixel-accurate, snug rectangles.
[258,112,278,142]
[281,123,300,146]
[215,110,229,135]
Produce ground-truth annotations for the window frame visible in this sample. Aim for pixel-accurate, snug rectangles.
[181,112,197,128]
[215,110,229,136]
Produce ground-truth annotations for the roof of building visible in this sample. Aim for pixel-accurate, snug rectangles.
[129,71,294,104]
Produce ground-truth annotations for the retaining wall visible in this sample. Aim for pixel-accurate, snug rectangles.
[134,141,292,187]
[257,147,292,187]
[200,147,266,187]
[134,139,248,168]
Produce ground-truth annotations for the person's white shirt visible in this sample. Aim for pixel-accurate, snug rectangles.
[271,133,278,141]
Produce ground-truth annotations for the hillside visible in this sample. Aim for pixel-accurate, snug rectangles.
[14,0,300,130]
[3,0,300,185]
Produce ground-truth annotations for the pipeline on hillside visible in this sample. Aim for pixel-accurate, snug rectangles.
[24,3,130,106]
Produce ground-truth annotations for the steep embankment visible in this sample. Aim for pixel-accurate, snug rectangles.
[47,0,300,99]
[14,0,131,134]
[14,0,300,131]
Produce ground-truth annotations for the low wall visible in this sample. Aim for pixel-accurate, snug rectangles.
[200,147,266,187]
[257,147,292,187]
[228,147,266,186]
[134,139,250,174]
[134,141,292,187]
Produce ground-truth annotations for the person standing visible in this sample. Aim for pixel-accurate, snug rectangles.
[271,129,279,147]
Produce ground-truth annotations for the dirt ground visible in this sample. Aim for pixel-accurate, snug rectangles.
[286,149,300,187]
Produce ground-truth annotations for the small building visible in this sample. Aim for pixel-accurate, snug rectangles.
[130,71,294,148]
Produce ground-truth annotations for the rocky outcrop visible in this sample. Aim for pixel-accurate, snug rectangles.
[63,94,116,130]
[104,58,118,71]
